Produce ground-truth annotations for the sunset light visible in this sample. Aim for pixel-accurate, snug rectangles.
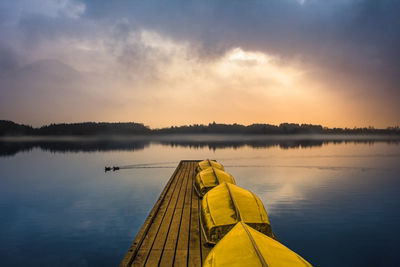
[1,1,400,267]
[0,0,398,128]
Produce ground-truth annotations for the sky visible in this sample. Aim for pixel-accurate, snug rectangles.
[0,0,399,128]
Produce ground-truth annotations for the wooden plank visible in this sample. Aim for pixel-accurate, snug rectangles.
[131,163,185,267]
[120,161,183,267]
[144,162,189,266]
[173,161,195,266]
[158,161,192,266]
[188,162,202,267]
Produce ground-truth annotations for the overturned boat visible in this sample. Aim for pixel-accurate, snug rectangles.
[196,159,224,173]
[200,182,274,244]
[195,167,236,197]
[204,222,312,267]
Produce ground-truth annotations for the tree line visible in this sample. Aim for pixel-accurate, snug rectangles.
[1,120,399,136]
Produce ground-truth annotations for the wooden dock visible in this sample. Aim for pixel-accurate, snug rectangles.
[120,160,211,267]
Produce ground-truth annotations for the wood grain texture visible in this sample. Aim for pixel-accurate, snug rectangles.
[120,160,210,267]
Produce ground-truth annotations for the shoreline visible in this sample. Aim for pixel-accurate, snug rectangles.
[1,133,400,142]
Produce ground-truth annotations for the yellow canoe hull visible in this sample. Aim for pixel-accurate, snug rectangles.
[195,168,236,197]
[201,183,273,244]
[196,159,225,173]
[204,222,312,267]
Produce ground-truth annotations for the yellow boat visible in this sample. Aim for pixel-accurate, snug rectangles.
[196,159,224,173]
[204,222,312,267]
[195,167,236,197]
[200,182,274,244]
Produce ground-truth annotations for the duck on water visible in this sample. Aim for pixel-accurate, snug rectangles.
[104,166,119,172]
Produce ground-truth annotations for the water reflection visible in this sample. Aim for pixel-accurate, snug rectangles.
[0,138,149,156]
[0,140,399,266]
[1,135,399,157]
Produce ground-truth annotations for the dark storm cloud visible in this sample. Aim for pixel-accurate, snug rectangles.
[61,0,399,98]
[3,0,399,82]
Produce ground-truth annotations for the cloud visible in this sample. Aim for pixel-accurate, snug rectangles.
[0,0,85,20]
[0,44,20,76]
[0,0,399,127]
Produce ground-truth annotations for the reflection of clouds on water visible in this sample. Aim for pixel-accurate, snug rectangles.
[225,164,394,171]
[263,183,306,213]
[219,153,400,160]
[234,168,315,214]
[223,143,400,216]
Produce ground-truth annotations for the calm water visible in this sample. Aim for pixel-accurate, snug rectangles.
[1,136,400,266]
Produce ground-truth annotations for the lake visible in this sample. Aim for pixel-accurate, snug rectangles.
[1,135,399,266]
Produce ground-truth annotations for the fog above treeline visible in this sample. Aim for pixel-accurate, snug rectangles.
[1,120,399,136]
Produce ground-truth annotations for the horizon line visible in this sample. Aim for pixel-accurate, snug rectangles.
[2,119,399,130]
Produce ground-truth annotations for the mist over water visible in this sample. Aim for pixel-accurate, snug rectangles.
[0,137,399,266]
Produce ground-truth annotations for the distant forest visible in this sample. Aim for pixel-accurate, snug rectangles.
[0,120,399,136]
